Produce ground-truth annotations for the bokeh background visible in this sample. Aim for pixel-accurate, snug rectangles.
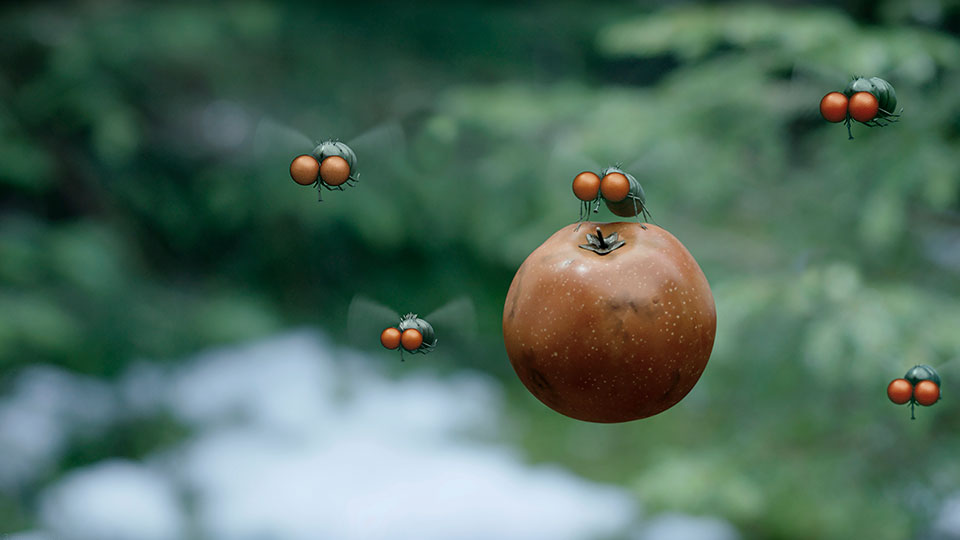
[2,1,960,539]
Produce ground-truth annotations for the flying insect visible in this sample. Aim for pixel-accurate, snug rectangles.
[253,116,405,201]
[347,296,477,361]
[887,364,941,420]
[378,312,437,360]
[819,76,902,140]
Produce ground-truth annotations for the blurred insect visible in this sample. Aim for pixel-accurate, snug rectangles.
[887,364,941,420]
[253,116,405,201]
[572,166,652,231]
[819,76,902,140]
[348,296,477,361]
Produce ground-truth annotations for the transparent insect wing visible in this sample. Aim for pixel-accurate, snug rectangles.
[342,121,409,188]
[619,152,657,182]
[546,139,603,184]
[423,296,479,345]
[347,295,402,352]
[786,61,850,122]
[933,356,959,375]
[253,116,316,172]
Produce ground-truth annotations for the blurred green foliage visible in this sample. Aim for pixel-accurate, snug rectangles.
[2,1,960,539]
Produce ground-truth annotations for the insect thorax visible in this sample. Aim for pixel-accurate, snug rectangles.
[904,364,941,386]
[600,166,646,204]
[313,140,358,170]
[398,313,437,347]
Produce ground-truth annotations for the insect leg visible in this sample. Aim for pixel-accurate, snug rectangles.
[880,107,902,119]
[642,205,655,226]
[877,114,898,125]
[575,201,587,231]
[865,117,894,128]
[631,196,647,230]
[845,118,854,140]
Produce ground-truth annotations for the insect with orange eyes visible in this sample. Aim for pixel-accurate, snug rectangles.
[347,296,476,362]
[253,117,404,201]
[571,166,652,230]
[288,141,359,199]
[887,364,941,420]
[820,76,902,140]
[378,313,437,360]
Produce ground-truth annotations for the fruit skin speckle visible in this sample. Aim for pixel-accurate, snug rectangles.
[502,221,717,423]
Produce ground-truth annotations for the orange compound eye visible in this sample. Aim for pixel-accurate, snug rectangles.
[290,155,320,185]
[400,328,423,351]
[380,327,402,350]
[914,380,940,406]
[848,91,879,123]
[319,156,351,186]
[819,92,849,123]
[886,378,913,405]
[572,172,600,202]
[600,172,631,202]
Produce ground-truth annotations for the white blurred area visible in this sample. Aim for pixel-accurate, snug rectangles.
[932,492,960,540]
[2,331,644,540]
[637,513,739,540]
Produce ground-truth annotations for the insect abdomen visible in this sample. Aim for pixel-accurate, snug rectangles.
[868,77,898,113]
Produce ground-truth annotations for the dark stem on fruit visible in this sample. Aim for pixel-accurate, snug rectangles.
[578,226,626,255]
